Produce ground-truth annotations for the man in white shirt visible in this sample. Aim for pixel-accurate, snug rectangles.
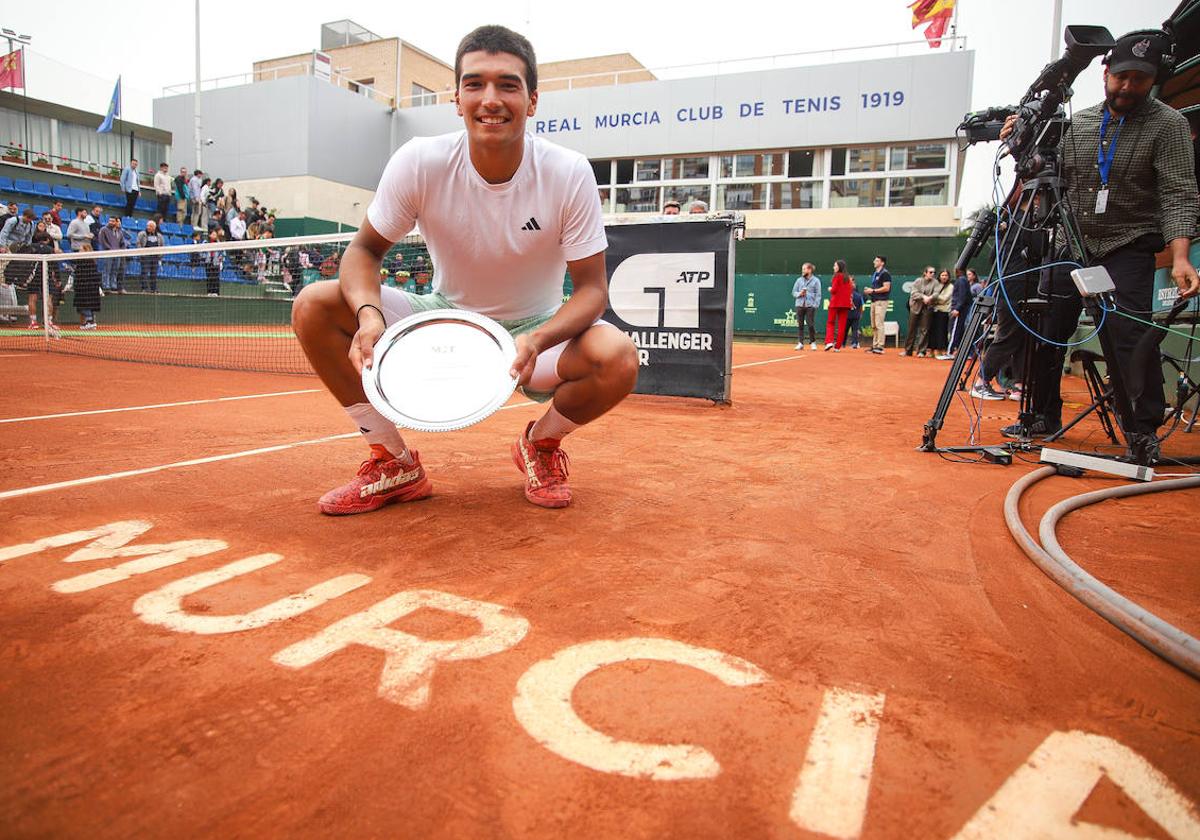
[188,170,204,227]
[293,25,637,515]
[153,162,172,219]
[229,211,247,241]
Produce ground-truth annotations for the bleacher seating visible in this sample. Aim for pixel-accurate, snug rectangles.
[0,176,13,192]
[85,190,106,207]
[14,179,36,194]
[33,182,52,198]
[51,185,73,200]
[135,196,156,213]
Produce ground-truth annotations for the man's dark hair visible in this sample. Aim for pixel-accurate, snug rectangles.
[875,254,887,264]
[455,25,537,91]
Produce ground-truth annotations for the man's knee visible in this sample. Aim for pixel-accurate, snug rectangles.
[291,281,350,336]
[587,329,639,392]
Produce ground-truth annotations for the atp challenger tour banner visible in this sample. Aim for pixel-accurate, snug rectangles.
[603,220,734,402]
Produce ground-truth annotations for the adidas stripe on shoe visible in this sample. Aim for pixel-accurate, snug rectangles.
[318,445,432,515]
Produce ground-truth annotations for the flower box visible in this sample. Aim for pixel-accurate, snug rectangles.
[2,153,23,164]
[32,159,51,169]
[57,164,82,174]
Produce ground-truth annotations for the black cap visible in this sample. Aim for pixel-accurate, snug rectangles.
[1106,31,1164,77]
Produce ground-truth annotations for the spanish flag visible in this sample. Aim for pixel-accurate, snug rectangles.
[909,0,955,48]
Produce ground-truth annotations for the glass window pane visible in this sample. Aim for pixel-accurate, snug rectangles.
[830,149,846,177]
[635,159,661,181]
[787,150,817,178]
[717,183,767,211]
[615,186,660,213]
[663,183,711,209]
[846,148,886,173]
[598,188,611,211]
[664,156,709,179]
[887,176,948,206]
[889,144,946,171]
[719,155,735,178]
[733,154,756,177]
[770,182,822,209]
[615,159,634,184]
[591,159,612,185]
[829,179,886,208]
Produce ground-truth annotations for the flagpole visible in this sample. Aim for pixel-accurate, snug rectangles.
[20,45,29,164]
[1050,0,1063,60]
[951,0,961,49]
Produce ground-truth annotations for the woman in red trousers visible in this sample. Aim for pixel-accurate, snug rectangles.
[825,259,853,351]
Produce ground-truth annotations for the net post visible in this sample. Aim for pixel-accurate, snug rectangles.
[41,258,50,343]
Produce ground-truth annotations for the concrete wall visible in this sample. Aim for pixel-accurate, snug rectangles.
[398,43,456,107]
[154,75,392,191]
[539,54,655,92]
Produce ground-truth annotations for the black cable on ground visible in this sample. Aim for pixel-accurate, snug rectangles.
[1004,466,1200,679]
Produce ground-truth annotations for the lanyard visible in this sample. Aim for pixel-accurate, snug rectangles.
[1097,109,1124,187]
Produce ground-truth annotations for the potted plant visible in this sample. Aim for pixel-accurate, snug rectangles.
[105,162,121,181]
[57,156,81,174]
[32,155,51,169]
[3,141,24,163]
[85,162,101,177]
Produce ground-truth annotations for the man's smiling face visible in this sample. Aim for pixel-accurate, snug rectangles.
[455,50,537,151]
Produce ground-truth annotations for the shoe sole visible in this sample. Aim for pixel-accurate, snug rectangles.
[510,443,571,508]
[318,476,433,516]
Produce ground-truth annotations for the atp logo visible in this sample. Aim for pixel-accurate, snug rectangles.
[608,253,716,328]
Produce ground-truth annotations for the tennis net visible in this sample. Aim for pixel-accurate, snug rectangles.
[0,231,435,374]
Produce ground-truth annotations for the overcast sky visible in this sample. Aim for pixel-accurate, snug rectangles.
[3,0,1182,220]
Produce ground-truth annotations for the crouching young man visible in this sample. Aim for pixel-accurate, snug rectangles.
[292,25,638,514]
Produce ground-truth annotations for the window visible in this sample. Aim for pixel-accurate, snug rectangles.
[664,156,709,179]
[831,147,886,176]
[830,179,886,208]
[615,187,659,213]
[771,182,822,209]
[888,176,948,206]
[717,183,767,211]
[615,159,634,184]
[663,183,711,210]
[635,159,661,182]
[787,149,818,178]
[889,144,946,171]
[591,159,613,186]
[410,82,436,107]
[719,152,784,178]
[598,188,611,211]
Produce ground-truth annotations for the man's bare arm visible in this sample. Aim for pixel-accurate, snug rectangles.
[510,250,608,383]
[339,219,395,372]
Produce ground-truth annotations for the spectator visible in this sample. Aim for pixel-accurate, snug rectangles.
[902,266,938,357]
[663,199,681,215]
[153,162,172,219]
[688,199,708,214]
[0,208,35,249]
[928,269,954,358]
[229,211,247,241]
[41,212,62,248]
[73,242,101,329]
[27,223,57,328]
[96,216,126,292]
[50,200,65,228]
[209,178,225,217]
[0,201,17,227]
[226,187,240,215]
[282,246,301,294]
[261,214,276,236]
[226,204,242,238]
[200,178,215,229]
[863,255,892,355]
[943,269,974,359]
[825,259,853,351]
[189,169,204,227]
[204,229,224,296]
[245,197,262,225]
[137,219,164,293]
[173,166,190,224]
[791,261,820,350]
[845,281,865,350]
[121,158,140,218]
[67,207,93,251]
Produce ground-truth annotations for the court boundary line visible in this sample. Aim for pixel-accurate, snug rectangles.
[0,401,537,501]
[732,355,806,369]
[0,389,324,425]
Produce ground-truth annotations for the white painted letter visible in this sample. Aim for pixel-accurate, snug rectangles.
[953,730,1200,839]
[0,520,228,593]
[789,688,886,839]
[512,637,768,781]
[134,554,370,634]
[271,589,530,709]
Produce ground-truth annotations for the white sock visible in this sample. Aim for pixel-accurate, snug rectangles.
[345,402,408,460]
[529,405,582,442]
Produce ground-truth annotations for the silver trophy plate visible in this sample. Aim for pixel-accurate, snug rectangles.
[362,309,518,432]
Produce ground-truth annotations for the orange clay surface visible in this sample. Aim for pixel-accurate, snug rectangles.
[0,344,1197,839]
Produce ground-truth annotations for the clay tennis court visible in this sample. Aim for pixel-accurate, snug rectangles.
[1,343,1198,838]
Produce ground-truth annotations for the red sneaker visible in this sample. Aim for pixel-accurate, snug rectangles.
[511,421,571,508]
[318,445,432,515]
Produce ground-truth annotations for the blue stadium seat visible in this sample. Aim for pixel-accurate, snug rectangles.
[68,187,87,202]
[101,192,123,207]
[16,203,28,214]
[51,185,72,200]
[33,182,52,198]
[135,196,155,213]
[182,223,193,236]
[14,179,36,194]
[32,204,48,217]
[59,238,72,252]
[0,176,13,192]
[161,222,180,235]
[85,190,106,206]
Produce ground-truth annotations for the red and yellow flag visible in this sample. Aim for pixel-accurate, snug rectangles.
[0,49,24,90]
[908,0,955,48]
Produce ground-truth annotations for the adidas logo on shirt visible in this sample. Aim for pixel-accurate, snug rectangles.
[520,217,541,231]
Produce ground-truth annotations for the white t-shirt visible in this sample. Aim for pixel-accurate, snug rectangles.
[367,130,607,320]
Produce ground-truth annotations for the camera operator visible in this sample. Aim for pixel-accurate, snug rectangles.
[997,31,1199,453]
